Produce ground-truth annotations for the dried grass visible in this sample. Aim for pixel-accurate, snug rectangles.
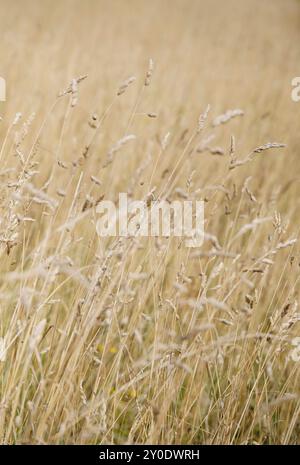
[0,0,299,445]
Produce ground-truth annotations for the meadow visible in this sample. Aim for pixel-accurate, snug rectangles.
[0,0,299,444]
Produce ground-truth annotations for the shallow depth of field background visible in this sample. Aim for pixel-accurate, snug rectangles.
[0,0,300,444]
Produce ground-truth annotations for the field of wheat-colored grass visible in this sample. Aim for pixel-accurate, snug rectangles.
[0,0,300,445]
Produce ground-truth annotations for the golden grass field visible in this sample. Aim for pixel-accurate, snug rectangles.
[0,0,300,444]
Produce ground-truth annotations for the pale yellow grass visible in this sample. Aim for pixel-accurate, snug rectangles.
[0,0,300,444]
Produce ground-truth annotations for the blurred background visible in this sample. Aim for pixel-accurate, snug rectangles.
[1,0,299,138]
